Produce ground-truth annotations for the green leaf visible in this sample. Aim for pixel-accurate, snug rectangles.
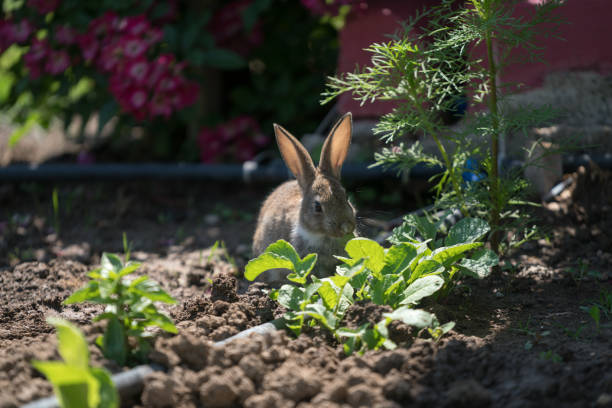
[387,222,416,245]
[63,283,99,304]
[90,367,119,408]
[289,253,318,284]
[117,262,141,278]
[244,252,294,281]
[98,279,116,299]
[128,275,148,288]
[146,313,178,334]
[277,285,304,311]
[336,323,369,338]
[317,281,339,311]
[103,317,127,366]
[445,217,490,246]
[31,362,92,408]
[0,70,15,102]
[370,275,397,305]
[303,282,322,301]
[345,238,385,275]
[9,111,40,147]
[330,274,351,288]
[430,242,482,266]
[46,317,89,369]
[200,49,246,70]
[380,243,417,276]
[266,239,300,264]
[410,259,444,282]
[299,303,338,330]
[101,253,124,274]
[336,258,366,278]
[132,278,176,304]
[404,214,440,241]
[458,248,498,279]
[383,307,436,328]
[399,275,444,305]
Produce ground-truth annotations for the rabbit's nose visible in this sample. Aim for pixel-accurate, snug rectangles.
[340,221,354,234]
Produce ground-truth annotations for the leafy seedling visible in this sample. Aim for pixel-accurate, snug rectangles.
[539,350,563,363]
[64,253,178,365]
[122,232,133,263]
[32,317,118,408]
[52,187,60,234]
[245,238,457,354]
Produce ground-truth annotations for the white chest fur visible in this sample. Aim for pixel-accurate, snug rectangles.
[292,222,327,249]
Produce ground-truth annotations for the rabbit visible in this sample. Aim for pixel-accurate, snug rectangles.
[252,112,357,285]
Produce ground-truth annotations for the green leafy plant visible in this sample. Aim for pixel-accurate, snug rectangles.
[52,187,60,234]
[580,287,612,332]
[122,232,132,263]
[32,317,118,408]
[245,218,495,355]
[64,253,177,365]
[539,350,563,363]
[323,0,564,255]
[585,305,601,331]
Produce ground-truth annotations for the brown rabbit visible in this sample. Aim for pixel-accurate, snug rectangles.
[252,113,357,285]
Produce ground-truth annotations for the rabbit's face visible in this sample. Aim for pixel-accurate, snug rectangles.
[300,173,356,238]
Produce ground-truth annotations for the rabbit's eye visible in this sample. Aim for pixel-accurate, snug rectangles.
[314,200,322,213]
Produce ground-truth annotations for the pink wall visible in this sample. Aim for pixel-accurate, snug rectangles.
[337,0,612,118]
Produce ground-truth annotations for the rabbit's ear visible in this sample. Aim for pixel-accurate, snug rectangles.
[319,112,352,179]
[274,124,316,188]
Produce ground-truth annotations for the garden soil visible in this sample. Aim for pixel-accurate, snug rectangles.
[0,167,611,407]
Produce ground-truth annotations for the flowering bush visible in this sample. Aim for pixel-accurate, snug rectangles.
[198,116,269,163]
[0,0,339,162]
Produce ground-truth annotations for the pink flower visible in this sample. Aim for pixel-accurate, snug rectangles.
[198,129,224,163]
[90,11,120,36]
[115,87,148,120]
[209,0,263,56]
[158,76,179,92]
[24,39,50,78]
[108,73,128,96]
[124,58,149,83]
[77,33,99,62]
[149,92,173,118]
[147,54,175,86]
[197,116,267,163]
[144,27,163,45]
[236,142,257,162]
[27,0,60,14]
[121,15,150,36]
[26,38,49,62]
[7,20,34,43]
[121,35,148,59]
[174,81,200,109]
[99,42,123,72]
[126,88,148,110]
[45,50,71,75]
[55,25,76,45]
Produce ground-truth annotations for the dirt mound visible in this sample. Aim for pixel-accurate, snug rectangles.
[0,260,90,341]
[141,326,612,408]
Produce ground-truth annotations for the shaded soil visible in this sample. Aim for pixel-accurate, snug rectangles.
[0,168,611,407]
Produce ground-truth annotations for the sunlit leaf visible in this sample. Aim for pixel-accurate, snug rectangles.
[399,275,444,305]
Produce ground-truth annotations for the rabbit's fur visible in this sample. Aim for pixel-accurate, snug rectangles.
[252,113,357,285]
